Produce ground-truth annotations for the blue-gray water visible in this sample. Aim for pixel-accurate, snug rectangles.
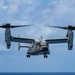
[0,72,75,75]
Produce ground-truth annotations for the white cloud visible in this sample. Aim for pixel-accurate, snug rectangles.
[7,0,21,14]
[0,0,75,47]
[25,24,53,39]
[0,0,75,72]
[23,0,35,5]
[0,44,7,51]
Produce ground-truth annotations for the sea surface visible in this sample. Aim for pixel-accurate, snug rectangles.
[0,72,75,75]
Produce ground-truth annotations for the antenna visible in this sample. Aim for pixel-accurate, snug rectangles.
[41,36,43,40]
[40,36,43,42]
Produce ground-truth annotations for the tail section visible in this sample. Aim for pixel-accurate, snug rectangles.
[18,36,29,50]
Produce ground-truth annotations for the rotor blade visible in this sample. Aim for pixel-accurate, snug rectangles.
[46,25,67,30]
[0,25,8,28]
[0,26,4,28]
[67,25,75,30]
[0,24,33,28]
[10,25,33,28]
[72,27,75,30]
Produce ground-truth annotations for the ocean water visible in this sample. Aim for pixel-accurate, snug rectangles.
[0,72,75,75]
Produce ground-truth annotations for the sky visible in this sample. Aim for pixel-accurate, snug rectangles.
[0,0,75,72]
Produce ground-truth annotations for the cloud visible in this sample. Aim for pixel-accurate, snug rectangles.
[25,24,53,39]
[0,0,75,72]
[0,44,7,51]
[41,0,75,26]
[0,0,75,49]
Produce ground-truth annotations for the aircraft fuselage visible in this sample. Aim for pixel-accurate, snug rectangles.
[27,41,50,58]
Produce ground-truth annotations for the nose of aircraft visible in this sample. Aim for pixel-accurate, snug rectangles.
[42,47,48,51]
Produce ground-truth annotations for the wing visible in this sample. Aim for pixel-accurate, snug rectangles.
[10,36,35,44]
[45,38,68,44]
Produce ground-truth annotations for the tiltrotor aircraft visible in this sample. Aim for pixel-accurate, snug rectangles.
[0,23,74,58]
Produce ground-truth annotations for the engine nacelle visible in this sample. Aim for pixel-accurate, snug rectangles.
[5,28,11,49]
[67,30,73,50]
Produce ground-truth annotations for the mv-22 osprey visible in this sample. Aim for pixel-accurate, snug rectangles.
[0,23,74,58]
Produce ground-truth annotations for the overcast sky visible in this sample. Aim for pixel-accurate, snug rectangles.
[0,0,75,72]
